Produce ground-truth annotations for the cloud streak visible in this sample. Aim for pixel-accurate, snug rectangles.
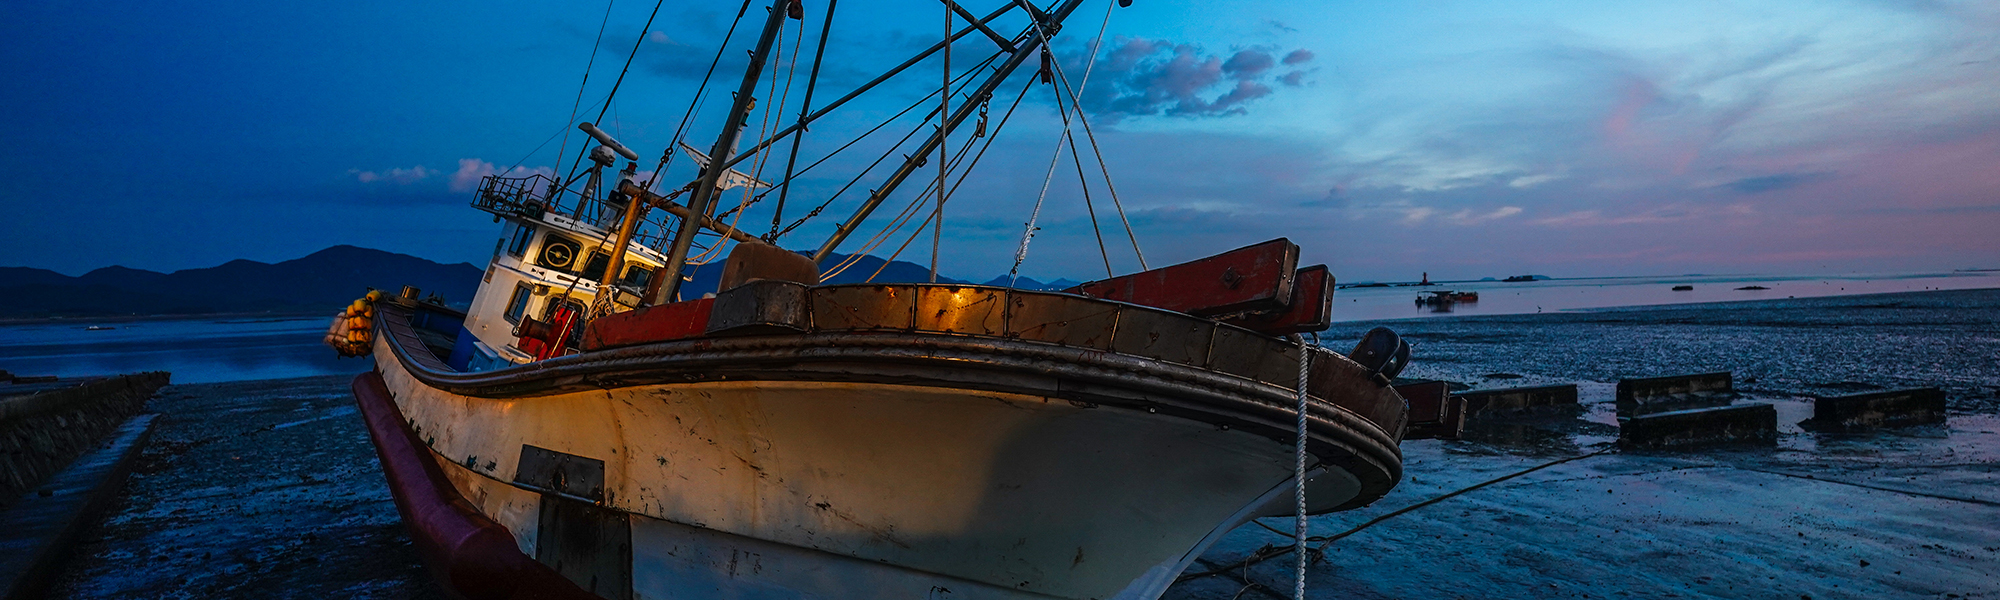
[1065,38,1314,123]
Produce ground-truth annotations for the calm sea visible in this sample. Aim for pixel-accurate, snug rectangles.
[0,316,369,384]
[2,270,1994,384]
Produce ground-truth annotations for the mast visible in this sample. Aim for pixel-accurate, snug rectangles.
[647,0,797,306]
[813,0,1090,263]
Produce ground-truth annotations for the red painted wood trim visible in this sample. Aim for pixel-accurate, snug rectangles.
[351,372,603,600]
[1223,265,1333,335]
[582,298,715,351]
[1064,238,1299,316]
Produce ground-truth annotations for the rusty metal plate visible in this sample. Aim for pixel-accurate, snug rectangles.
[706,279,809,336]
[1257,342,1305,390]
[1208,323,1292,383]
[514,444,606,501]
[915,286,1007,336]
[1004,291,1120,349]
[1110,306,1213,367]
[811,285,915,331]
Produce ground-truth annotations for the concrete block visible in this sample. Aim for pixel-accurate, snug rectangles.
[1617,372,1733,416]
[1809,388,1947,430]
[1619,403,1775,450]
[1395,380,1465,441]
[1455,384,1578,419]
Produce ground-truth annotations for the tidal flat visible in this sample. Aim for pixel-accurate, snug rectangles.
[40,288,2000,599]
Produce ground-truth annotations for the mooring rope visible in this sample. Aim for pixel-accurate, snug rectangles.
[1292,341,1313,600]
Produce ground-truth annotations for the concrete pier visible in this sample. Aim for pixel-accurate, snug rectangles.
[1,372,169,600]
[1809,387,1948,430]
[1,373,169,503]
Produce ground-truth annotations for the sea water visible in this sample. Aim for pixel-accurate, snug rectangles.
[0,316,370,384]
[1331,270,1999,321]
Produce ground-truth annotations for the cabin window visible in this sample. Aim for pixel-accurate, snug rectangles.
[506,224,535,257]
[503,283,532,324]
[537,234,582,273]
[583,251,611,281]
[621,264,654,289]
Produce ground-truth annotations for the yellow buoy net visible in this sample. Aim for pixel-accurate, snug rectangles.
[324,289,383,357]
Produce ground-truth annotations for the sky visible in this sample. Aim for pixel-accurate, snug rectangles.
[3,0,1996,283]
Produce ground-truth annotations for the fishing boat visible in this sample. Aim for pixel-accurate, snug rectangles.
[331,2,1455,598]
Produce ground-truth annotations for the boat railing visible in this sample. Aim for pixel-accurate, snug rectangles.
[472,174,562,217]
[474,174,676,252]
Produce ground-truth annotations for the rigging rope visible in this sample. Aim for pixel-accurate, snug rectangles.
[842,74,1034,282]
[594,0,669,125]
[1007,0,1117,285]
[556,0,618,177]
[1039,0,1146,269]
[697,7,801,266]
[764,51,1002,241]
[845,133,979,282]
[724,48,1002,225]
[772,0,839,239]
[930,0,950,283]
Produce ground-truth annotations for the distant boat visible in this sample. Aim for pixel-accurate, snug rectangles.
[1672,285,1693,291]
[1416,290,1474,306]
[1502,275,1537,283]
[1736,285,1771,290]
[84,325,115,331]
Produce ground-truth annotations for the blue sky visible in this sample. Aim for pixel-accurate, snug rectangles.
[4,0,1996,282]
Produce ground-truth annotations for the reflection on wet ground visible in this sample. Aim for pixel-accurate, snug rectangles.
[1169,289,2000,600]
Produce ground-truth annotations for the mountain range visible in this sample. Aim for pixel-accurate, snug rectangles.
[0,246,484,319]
[1,246,1083,319]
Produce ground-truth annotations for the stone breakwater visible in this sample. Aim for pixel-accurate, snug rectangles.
[0,373,169,504]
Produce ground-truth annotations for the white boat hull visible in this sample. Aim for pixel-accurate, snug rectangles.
[381,353,1361,599]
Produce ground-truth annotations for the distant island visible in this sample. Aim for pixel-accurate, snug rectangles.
[1,246,1080,320]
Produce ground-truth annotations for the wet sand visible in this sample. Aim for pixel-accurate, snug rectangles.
[44,289,2000,599]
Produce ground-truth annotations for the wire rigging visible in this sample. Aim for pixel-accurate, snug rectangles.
[849,75,1036,282]
[772,0,839,239]
[594,0,669,126]
[823,75,1036,282]
[1058,80,1114,278]
[754,49,1005,239]
[929,0,951,283]
[1008,0,1118,285]
[1046,0,1145,269]
[555,0,618,178]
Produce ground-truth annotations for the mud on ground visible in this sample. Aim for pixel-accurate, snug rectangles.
[48,375,439,600]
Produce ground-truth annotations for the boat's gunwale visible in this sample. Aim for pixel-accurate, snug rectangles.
[375,299,1406,511]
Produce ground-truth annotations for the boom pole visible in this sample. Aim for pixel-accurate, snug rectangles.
[647,0,796,306]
